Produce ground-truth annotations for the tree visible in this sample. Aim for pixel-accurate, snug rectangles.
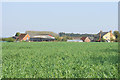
[62,36,73,41]
[116,37,120,42]
[62,36,67,41]
[113,31,120,42]
[66,36,73,40]
[0,38,2,41]
[55,36,73,42]
[15,32,20,36]
[55,37,61,41]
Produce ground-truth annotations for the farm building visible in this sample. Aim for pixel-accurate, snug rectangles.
[26,31,58,37]
[94,30,116,42]
[25,31,56,42]
[81,37,91,42]
[67,40,83,42]
[30,34,55,42]
[18,34,30,41]
[67,37,83,42]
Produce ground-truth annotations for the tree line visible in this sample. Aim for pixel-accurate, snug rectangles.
[1,31,120,42]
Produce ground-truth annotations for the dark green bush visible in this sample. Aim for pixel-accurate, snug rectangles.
[101,38,106,42]
[15,32,20,36]
[2,37,15,42]
[110,38,115,42]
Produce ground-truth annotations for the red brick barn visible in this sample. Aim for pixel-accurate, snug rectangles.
[81,37,91,42]
[18,34,30,41]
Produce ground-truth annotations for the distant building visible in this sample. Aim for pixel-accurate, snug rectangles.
[67,37,83,42]
[67,40,83,42]
[94,30,116,42]
[81,37,91,42]
[26,31,58,37]
[18,34,30,41]
[26,31,56,42]
[59,32,95,38]
[30,34,55,42]
[88,37,95,42]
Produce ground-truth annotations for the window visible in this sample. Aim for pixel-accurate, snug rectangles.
[27,37,29,40]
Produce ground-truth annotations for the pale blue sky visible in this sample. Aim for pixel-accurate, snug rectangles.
[2,2,118,37]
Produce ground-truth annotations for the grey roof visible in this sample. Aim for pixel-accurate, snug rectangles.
[95,32,108,38]
[88,36,95,40]
[30,35,55,39]
[26,31,58,37]
[100,32,108,36]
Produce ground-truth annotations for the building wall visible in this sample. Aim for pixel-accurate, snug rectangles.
[103,32,116,41]
[30,38,55,42]
[84,37,91,42]
[22,34,30,41]
[67,40,83,42]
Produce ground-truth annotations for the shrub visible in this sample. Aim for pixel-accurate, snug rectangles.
[114,38,120,42]
[55,37,62,41]
[62,36,67,41]
[101,38,106,42]
[2,37,15,42]
[110,38,114,42]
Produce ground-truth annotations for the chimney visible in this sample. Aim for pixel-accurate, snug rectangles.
[98,30,102,42]
[110,30,112,38]
[100,30,102,33]
[110,30,112,33]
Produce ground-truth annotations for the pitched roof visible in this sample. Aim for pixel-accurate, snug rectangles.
[19,34,27,40]
[94,31,108,38]
[81,37,87,41]
[88,36,95,40]
[98,32,108,37]
[30,35,55,39]
[26,31,58,37]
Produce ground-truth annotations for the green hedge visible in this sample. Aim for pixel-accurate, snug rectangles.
[2,37,15,42]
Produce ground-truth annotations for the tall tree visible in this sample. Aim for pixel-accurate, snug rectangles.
[113,31,120,42]
[114,31,120,38]
[15,32,20,36]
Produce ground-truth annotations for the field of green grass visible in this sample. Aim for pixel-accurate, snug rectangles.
[2,42,118,78]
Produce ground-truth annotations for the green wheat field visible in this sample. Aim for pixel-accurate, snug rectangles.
[2,42,118,78]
